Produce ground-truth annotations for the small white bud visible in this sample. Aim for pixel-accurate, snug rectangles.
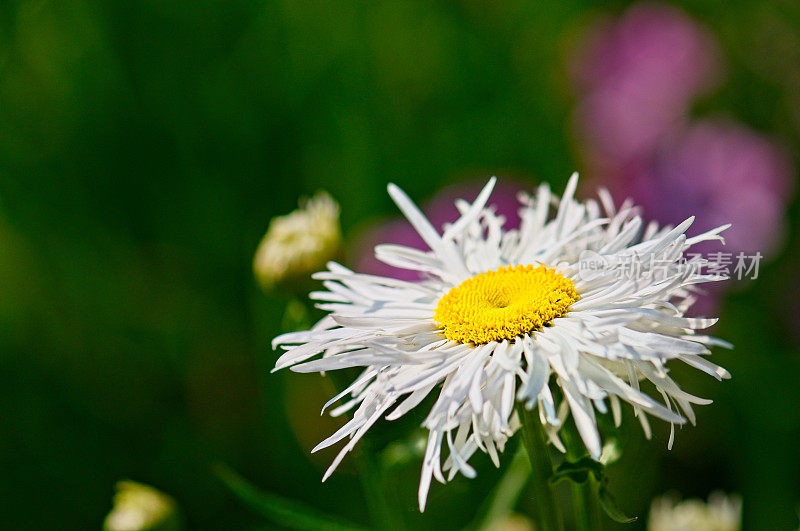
[253,191,341,289]
[103,480,180,531]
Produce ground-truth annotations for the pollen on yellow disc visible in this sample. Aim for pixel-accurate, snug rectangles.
[434,264,580,345]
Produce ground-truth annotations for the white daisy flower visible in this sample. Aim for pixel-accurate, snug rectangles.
[272,173,731,511]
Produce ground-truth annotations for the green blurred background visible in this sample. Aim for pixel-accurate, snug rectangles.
[1,0,799,529]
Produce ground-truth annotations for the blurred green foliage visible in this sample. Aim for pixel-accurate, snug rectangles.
[0,0,798,529]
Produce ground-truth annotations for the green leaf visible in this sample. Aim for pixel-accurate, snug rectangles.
[549,454,638,524]
[597,484,638,524]
[550,456,604,485]
[213,463,366,531]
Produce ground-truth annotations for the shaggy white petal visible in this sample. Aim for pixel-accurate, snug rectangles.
[273,175,730,511]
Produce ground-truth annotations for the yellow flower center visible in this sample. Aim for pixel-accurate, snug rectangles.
[434,265,580,345]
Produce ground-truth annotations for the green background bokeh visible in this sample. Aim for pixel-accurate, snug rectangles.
[1,1,798,529]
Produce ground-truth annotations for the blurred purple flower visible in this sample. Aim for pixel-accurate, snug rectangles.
[571,2,720,166]
[351,179,527,281]
[603,120,793,316]
[623,121,793,256]
[570,3,796,315]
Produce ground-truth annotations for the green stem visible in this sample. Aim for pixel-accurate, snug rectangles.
[571,479,602,531]
[516,404,564,531]
[563,424,603,531]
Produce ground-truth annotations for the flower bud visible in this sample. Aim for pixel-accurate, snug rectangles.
[253,191,341,290]
[648,491,741,531]
[103,481,181,531]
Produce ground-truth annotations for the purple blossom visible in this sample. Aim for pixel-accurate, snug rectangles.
[624,121,793,256]
[570,3,796,315]
[571,2,720,166]
[603,120,793,316]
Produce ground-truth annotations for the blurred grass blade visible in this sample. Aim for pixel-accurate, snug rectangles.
[474,445,531,530]
[214,463,366,531]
